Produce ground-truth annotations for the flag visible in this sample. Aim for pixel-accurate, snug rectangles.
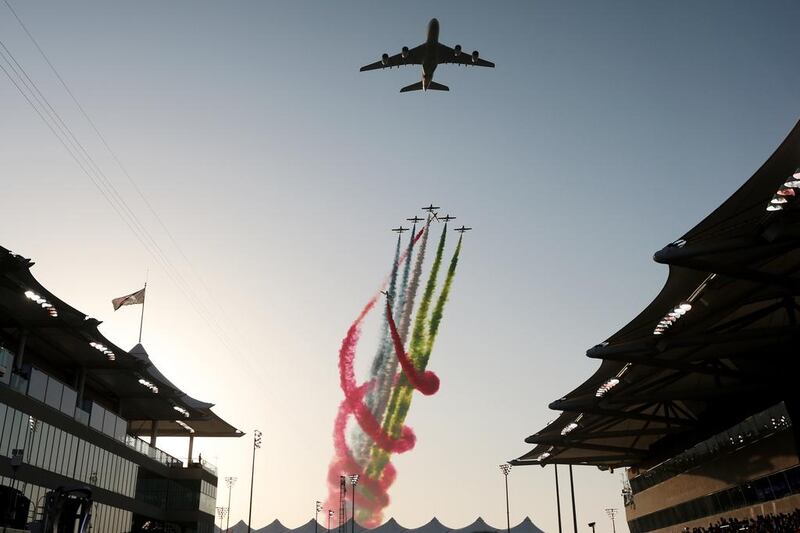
[112,288,145,311]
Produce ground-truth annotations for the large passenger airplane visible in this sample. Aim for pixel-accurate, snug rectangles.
[360,18,495,93]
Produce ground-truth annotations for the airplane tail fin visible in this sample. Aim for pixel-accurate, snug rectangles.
[400,81,423,93]
[399,81,450,93]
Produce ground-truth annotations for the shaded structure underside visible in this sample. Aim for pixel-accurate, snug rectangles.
[513,119,800,470]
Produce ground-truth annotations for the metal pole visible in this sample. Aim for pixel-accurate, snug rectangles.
[569,466,577,533]
[247,430,261,533]
[555,465,563,533]
[316,502,321,533]
[504,472,511,533]
[138,282,147,344]
[352,486,356,533]
[226,477,237,532]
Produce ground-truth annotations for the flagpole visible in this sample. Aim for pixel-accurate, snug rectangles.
[138,281,147,344]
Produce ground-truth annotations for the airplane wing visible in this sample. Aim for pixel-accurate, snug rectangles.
[360,44,425,71]
[437,43,495,68]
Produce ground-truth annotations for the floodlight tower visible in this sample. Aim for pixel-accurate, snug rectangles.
[328,509,334,532]
[225,476,237,532]
[349,474,360,533]
[338,476,347,533]
[605,509,618,533]
[247,430,262,533]
[499,463,512,533]
[216,507,228,533]
[316,501,323,533]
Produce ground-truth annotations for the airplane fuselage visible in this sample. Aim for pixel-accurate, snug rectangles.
[421,18,440,90]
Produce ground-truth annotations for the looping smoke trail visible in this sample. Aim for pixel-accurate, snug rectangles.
[365,225,461,494]
[355,234,405,463]
[325,226,427,527]
[385,299,440,395]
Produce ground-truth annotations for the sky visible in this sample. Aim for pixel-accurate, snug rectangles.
[2,1,800,532]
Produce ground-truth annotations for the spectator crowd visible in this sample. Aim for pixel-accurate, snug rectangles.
[687,510,800,532]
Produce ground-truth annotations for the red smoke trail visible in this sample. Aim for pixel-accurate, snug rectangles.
[324,226,426,526]
[385,300,440,395]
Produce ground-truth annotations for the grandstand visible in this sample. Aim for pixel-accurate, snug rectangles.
[0,245,242,532]
[512,120,800,532]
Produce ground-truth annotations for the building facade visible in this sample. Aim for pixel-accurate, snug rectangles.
[0,247,242,532]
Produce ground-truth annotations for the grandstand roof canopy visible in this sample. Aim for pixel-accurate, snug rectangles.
[513,119,800,470]
[0,247,243,438]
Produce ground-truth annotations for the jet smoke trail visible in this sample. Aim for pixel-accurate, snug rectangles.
[385,299,440,395]
[354,234,404,463]
[325,227,427,525]
[366,224,449,479]
[372,220,430,421]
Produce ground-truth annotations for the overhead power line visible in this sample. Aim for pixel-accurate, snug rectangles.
[0,2,271,387]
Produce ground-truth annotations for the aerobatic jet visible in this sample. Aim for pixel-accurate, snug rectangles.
[392,226,410,233]
[454,226,472,233]
[422,204,440,213]
[406,216,424,224]
[439,214,456,222]
[360,18,495,93]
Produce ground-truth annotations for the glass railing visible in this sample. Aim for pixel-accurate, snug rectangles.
[179,456,218,475]
[630,402,792,494]
[0,354,184,469]
[125,435,182,468]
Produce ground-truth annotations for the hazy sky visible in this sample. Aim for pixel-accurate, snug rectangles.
[3,1,800,532]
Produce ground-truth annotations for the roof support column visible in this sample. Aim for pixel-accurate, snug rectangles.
[75,367,87,408]
[784,399,800,460]
[569,465,578,533]
[150,420,159,447]
[188,434,195,465]
[14,330,27,372]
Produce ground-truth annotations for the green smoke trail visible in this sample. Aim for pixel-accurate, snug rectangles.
[366,226,462,479]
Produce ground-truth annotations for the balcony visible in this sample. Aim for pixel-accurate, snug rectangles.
[0,346,182,469]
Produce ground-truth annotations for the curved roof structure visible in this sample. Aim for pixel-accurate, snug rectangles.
[0,245,243,438]
[512,119,800,470]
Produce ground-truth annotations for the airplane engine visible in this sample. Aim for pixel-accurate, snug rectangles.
[381,53,389,66]
[401,46,409,59]
[471,50,479,63]
[454,44,462,56]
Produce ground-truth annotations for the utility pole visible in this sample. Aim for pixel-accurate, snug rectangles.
[605,509,618,533]
[316,501,323,533]
[328,510,334,532]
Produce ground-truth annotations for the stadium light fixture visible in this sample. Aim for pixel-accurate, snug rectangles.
[595,378,620,398]
[173,405,190,417]
[349,475,359,533]
[137,377,159,393]
[25,290,58,317]
[767,204,783,212]
[777,188,796,197]
[771,196,788,204]
[561,422,579,436]
[653,301,693,335]
[175,419,195,433]
[89,341,116,361]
